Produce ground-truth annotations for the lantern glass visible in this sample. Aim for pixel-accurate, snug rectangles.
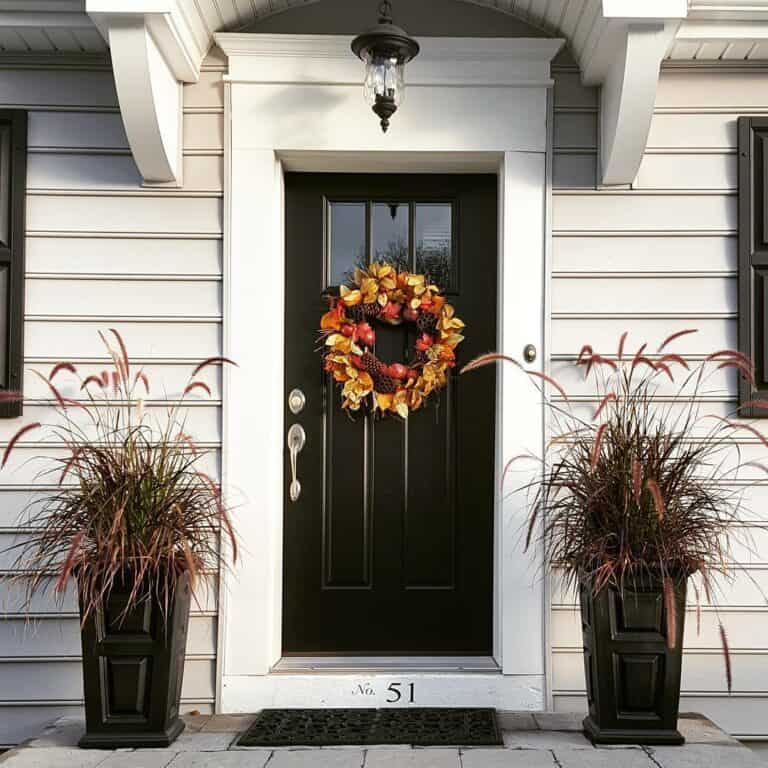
[363,54,405,108]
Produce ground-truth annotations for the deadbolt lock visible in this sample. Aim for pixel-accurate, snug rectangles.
[288,388,306,415]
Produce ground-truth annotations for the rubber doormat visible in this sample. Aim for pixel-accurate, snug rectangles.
[236,707,502,747]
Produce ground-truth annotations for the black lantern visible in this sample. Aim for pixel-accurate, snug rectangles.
[351,1,420,133]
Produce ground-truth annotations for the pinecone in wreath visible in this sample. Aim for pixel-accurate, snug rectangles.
[417,312,437,334]
[361,351,384,376]
[362,301,381,320]
[376,375,397,394]
[346,305,365,323]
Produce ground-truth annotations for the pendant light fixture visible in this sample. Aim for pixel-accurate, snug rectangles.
[351,1,420,133]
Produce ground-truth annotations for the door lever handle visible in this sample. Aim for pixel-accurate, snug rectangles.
[287,423,306,502]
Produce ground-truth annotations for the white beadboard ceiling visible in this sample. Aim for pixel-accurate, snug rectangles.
[5,1,768,61]
[0,0,104,53]
[667,36,768,60]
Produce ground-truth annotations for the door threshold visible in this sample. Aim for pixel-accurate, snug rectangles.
[271,656,500,674]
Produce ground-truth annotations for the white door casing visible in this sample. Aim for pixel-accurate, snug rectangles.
[216,33,561,712]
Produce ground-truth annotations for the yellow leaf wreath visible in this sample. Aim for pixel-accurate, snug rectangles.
[320,262,465,418]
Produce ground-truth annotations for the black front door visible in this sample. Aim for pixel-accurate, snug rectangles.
[283,173,497,655]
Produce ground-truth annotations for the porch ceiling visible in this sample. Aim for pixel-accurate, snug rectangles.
[0,0,104,54]
[7,0,768,63]
[8,0,768,187]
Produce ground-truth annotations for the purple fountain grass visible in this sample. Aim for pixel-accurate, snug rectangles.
[462,329,768,692]
[2,328,238,625]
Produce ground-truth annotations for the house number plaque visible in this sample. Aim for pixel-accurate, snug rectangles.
[352,680,416,703]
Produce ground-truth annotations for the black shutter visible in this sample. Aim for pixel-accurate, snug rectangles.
[0,110,26,418]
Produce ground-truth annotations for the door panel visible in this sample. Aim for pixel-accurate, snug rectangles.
[283,173,497,654]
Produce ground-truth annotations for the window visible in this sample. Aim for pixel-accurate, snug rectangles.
[327,199,456,291]
[0,110,27,418]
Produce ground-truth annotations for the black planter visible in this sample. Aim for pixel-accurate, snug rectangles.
[78,571,191,749]
[580,577,687,745]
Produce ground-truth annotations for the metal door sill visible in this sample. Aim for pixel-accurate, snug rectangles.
[271,656,500,674]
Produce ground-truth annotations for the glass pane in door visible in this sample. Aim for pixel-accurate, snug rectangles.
[416,203,453,290]
[373,202,409,271]
[328,202,366,286]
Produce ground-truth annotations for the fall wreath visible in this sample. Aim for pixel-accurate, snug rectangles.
[320,262,465,418]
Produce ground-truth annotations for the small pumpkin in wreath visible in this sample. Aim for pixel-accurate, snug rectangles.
[319,262,465,418]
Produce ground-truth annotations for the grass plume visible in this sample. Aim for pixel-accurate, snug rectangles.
[462,332,768,691]
[3,333,237,625]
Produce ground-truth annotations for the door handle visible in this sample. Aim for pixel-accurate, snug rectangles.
[287,423,306,502]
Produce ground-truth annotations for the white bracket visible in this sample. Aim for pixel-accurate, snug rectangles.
[579,1,686,186]
[597,22,679,186]
[86,1,205,185]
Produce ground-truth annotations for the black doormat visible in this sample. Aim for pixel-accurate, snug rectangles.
[236,707,503,747]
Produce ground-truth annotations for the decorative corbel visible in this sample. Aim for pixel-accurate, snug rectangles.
[580,1,687,186]
[597,22,679,186]
[86,1,204,186]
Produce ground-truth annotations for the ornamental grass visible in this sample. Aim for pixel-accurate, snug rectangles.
[3,329,237,624]
[463,330,768,690]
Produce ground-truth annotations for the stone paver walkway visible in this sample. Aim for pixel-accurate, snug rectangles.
[0,712,763,767]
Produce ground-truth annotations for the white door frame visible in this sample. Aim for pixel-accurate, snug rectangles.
[215,32,561,713]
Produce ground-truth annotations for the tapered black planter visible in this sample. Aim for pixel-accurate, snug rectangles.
[580,576,687,745]
[78,571,191,749]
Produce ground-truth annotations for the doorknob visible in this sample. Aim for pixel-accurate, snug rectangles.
[287,423,306,502]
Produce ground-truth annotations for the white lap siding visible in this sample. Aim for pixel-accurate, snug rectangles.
[550,59,768,739]
[0,51,225,747]
[2,43,764,745]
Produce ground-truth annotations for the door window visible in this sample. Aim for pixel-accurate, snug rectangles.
[415,203,453,292]
[327,200,456,291]
[372,202,409,271]
[328,202,366,287]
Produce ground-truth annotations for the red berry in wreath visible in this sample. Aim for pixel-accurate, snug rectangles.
[403,307,419,322]
[341,324,355,337]
[389,363,408,380]
[350,355,365,370]
[353,322,374,347]
[416,333,433,352]
[381,301,402,322]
